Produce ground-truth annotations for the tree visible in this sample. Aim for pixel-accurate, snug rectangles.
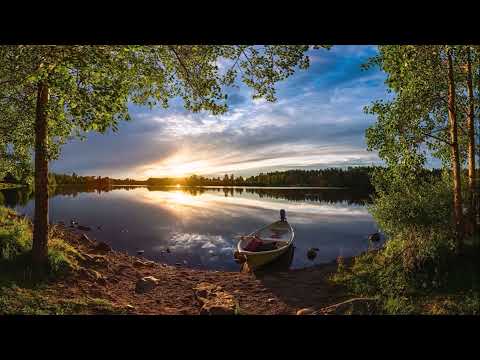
[0,45,329,266]
[365,45,471,248]
[464,46,477,233]
[446,47,463,244]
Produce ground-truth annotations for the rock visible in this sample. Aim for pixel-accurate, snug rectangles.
[96,276,108,286]
[91,255,109,267]
[133,259,155,268]
[194,282,222,301]
[133,260,144,267]
[108,277,120,284]
[135,276,160,294]
[307,248,318,261]
[296,308,316,315]
[200,303,236,315]
[78,268,106,284]
[77,225,91,231]
[94,241,112,252]
[368,233,381,242]
[79,233,94,245]
[137,250,145,255]
[319,298,378,315]
[117,264,132,273]
[194,282,238,315]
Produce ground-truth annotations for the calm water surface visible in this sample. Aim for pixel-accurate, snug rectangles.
[1,186,381,271]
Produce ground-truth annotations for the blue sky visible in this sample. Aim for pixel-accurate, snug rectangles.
[52,45,387,179]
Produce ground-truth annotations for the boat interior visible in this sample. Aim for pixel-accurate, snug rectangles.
[239,221,292,252]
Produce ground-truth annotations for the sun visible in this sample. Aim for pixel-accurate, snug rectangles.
[139,151,213,178]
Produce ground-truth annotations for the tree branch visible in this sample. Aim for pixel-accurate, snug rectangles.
[420,129,452,146]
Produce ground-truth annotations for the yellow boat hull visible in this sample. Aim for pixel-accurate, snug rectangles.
[236,220,294,270]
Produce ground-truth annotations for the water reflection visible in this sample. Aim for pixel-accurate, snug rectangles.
[1,185,379,271]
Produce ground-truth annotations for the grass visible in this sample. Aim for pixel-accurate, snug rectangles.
[0,206,126,315]
[332,230,480,315]
[0,285,126,315]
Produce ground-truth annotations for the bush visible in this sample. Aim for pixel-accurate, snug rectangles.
[46,236,79,277]
[369,170,453,237]
[0,208,31,261]
[335,226,456,297]
[0,207,78,279]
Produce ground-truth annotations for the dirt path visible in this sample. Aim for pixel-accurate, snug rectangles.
[49,226,350,315]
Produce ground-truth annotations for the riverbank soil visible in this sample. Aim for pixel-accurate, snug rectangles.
[1,221,355,315]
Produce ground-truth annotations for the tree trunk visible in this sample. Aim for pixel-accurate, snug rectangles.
[32,81,49,267]
[447,49,464,250]
[466,47,476,235]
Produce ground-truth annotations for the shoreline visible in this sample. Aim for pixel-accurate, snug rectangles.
[33,224,355,314]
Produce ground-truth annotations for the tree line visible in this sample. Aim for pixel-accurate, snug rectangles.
[44,166,393,191]
[147,167,378,189]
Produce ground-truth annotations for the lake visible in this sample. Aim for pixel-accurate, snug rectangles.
[0,186,381,271]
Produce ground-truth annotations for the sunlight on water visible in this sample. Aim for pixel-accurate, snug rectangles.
[3,186,379,271]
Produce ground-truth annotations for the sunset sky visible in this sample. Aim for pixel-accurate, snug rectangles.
[52,45,388,179]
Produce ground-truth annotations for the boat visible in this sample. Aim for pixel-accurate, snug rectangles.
[234,209,294,270]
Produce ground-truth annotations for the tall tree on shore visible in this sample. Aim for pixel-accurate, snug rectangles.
[446,47,463,245]
[464,46,477,234]
[365,45,468,248]
[0,45,329,267]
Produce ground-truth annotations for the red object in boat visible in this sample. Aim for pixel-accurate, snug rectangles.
[244,237,263,252]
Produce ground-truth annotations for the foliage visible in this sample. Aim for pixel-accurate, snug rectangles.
[369,168,451,237]
[0,45,329,165]
[0,207,78,278]
[0,207,31,260]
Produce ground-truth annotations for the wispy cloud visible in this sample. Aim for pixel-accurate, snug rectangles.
[52,45,386,179]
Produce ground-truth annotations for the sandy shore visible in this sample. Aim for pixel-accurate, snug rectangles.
[44,225,353,315]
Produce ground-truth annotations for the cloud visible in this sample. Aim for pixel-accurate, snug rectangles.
[52,45,386,178]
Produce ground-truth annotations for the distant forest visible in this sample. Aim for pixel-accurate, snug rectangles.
[2,167,445,192]
[45,167,379,190]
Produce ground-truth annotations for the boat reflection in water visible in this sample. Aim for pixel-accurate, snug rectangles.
[240,245,295,274]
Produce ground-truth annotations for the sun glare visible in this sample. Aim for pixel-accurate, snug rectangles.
[141,152,212,178]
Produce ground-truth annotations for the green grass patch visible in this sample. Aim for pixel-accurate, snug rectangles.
[332,228,480,315]
[0,206,118,314]
[0,207,80,281]
[0,285,126,315]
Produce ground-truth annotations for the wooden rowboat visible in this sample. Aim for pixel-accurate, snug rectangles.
[234,210,294,270]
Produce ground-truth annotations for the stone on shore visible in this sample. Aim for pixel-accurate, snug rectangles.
[135,276,160,294]
[296,307,316,315]
[318,298,378,315]
[79,233,94,245]
[94,241,112,252]
[194,282,238,315]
